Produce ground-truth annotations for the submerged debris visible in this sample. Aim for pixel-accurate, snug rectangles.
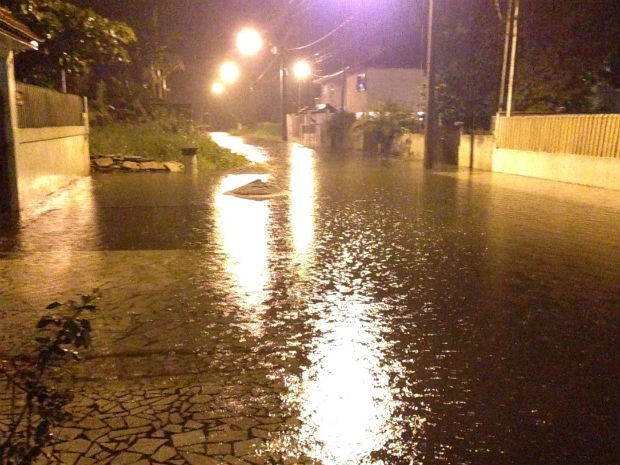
[225,179,287,199]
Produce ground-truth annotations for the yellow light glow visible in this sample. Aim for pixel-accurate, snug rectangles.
[293,60,312,80]
[219,61,240,84]
[236,27,263,56]
[211,82,225,95]
[214,173,271,337]
[289,144,315,262]
[209,132,268,164]
[284,297,417,465]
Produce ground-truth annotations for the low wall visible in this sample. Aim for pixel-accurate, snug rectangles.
[458,134,495,170]
[15,126,90,209]
[493,149,620,190]
[395,133,425,160]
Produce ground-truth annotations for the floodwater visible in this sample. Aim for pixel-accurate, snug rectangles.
[1,134,619,465]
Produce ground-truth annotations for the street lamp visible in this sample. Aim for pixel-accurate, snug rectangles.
[219,61,240,85]
[236,27,263,57]
[211,82,225,95]
[235,28,289,141]
[293,60,312,111]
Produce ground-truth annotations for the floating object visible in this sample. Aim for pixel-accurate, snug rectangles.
[225,179,287,200]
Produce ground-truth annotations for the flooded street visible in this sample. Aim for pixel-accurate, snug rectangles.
[1,134,619,465]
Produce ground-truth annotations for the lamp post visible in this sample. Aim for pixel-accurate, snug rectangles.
[423,0,436,169]
[236,28,289,141]
[293,59,312,111]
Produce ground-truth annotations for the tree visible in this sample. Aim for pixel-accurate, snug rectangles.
[5,0,136,94]
[433,0,504,129]
[513,0,620,113]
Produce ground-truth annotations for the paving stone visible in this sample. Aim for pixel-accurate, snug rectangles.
[243,455,271,465]
[110,452,143,465]
[206,429,247,443]
[55,439,92,453]
[223,455,250,465]
[206,442,232,455]
[105,417,126,429]
[129,406,151,416]
[59,452,80,465]
[189,394,212,403]
[181,452,220,465]
[233,438,263,457]
[151,446,177,463]
[124,416,151,428]
[86,443,103,457]
[150,395,178,406]
[180,444,205,453]
[128,438,168,455]
[171,429,206,448]
[125,461,149,465]
[152,429,166,438]
[169,412,183,424]
[250,428,271,440]
[76,457,96,465]
[185,419,203,429]
[108,426,152,439]
[164,424,183,433]
[56,427,84,441]
[78,417,108,430]
[221,417,260,429]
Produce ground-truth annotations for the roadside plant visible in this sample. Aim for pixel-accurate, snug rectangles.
[0,291,99,465]
[326,111,356,149]
[353,103,416,155]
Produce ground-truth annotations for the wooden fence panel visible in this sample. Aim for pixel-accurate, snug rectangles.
[496,114,620,158]
[16,82,85,128]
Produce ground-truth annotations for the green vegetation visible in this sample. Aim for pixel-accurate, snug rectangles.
[0,291,98,465]
[90,122,249,170]
[353,103,417,155]
[231,122,282,141]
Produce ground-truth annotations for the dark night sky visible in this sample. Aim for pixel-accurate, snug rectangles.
[73,0,421,107]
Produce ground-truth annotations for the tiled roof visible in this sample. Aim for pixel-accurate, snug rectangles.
[0,7,40,49]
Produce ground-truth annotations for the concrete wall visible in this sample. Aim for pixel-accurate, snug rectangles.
[493,149,620,190]
[395,133,425,160]
[15,125,89,209]
[458,134,495,170]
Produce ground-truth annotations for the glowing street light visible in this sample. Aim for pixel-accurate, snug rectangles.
[292,60,312,80]
[236,27,263,57]
[211,82,225,95]
[235,27,288,141]
[219,61,240,84]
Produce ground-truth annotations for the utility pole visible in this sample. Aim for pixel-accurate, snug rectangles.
[506,0,520,117]
[423,0,436,169]
[279,52,288,141]
[498,0,513,113]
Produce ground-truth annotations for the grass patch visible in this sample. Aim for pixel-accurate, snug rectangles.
[90,122,249,170]
[231,121,282,141]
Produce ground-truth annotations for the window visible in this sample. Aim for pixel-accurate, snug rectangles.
[356,74,367,92]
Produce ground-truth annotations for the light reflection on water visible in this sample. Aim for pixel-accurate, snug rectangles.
[209,132,269,163]
[288,296,414,465]
[289,144,316,270]
[214,173,271,336]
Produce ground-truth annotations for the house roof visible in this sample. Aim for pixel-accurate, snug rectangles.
[0,7,40,50]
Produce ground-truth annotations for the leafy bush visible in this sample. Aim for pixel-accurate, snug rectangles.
[0,291,99,465]
[353,103,417,155]
[326,111,356,149]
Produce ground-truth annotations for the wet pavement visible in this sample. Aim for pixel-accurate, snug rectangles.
[1,133,620,465]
